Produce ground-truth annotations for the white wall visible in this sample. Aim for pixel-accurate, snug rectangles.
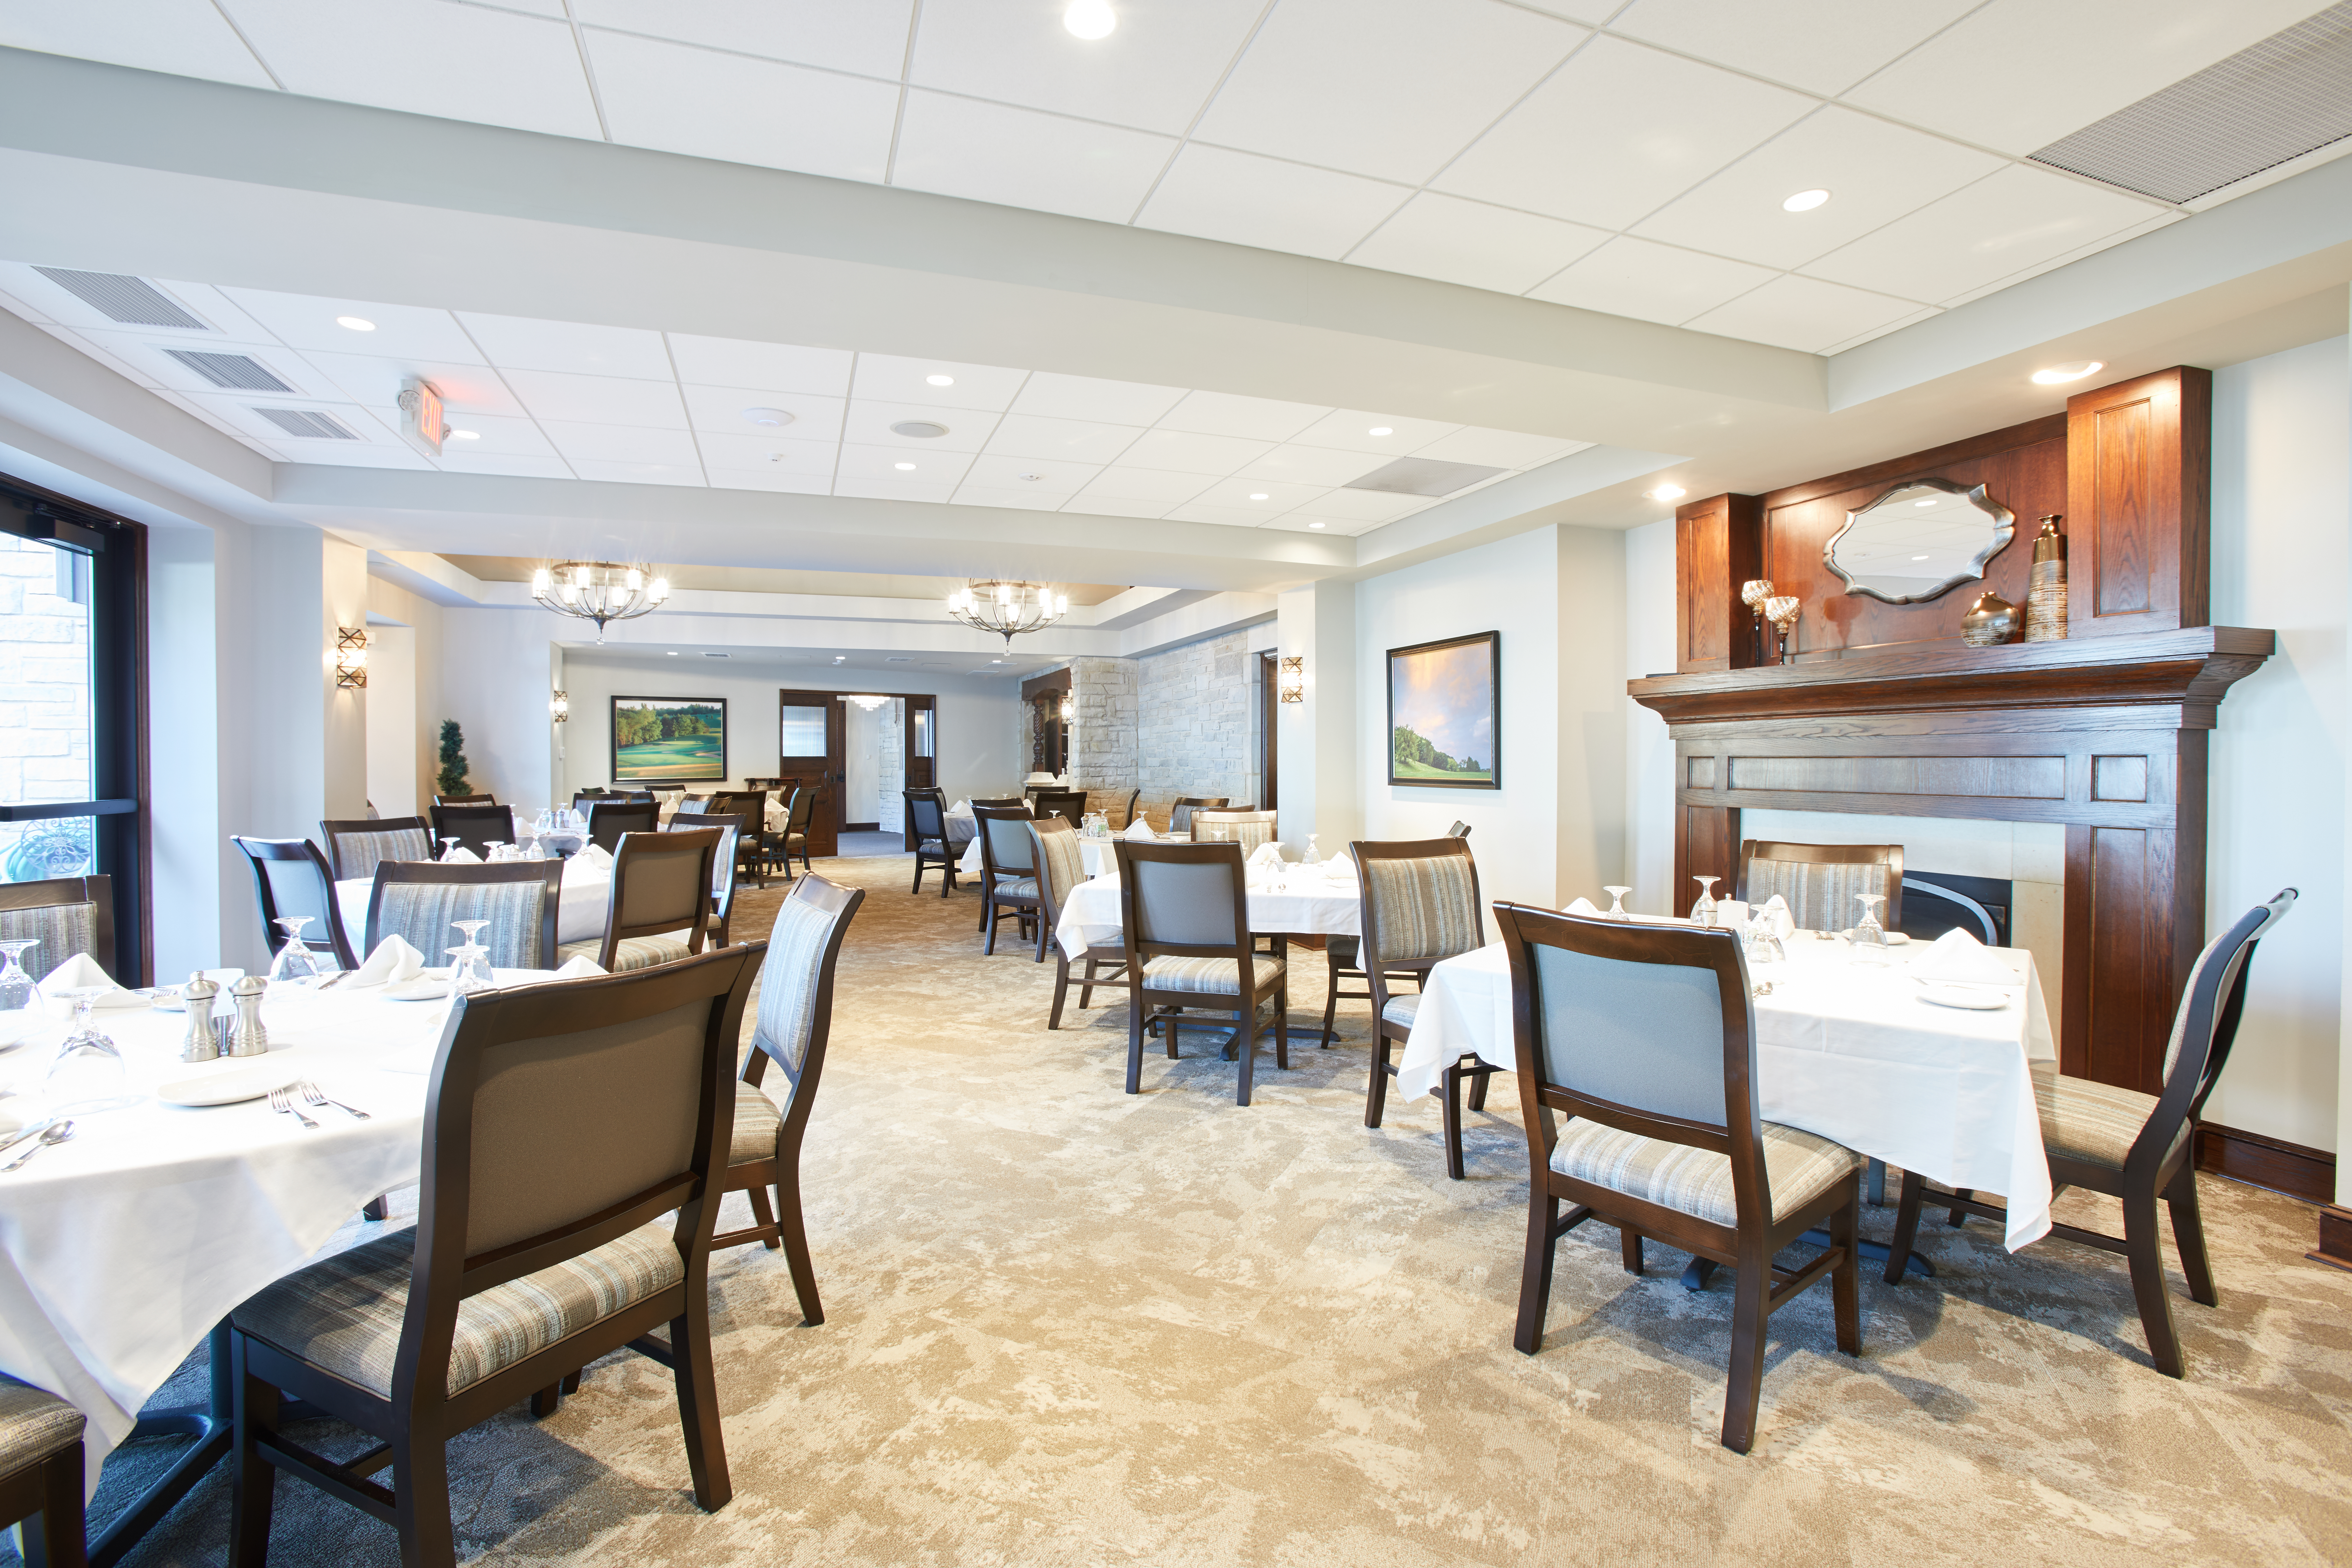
[146,524,220,981]
[362,624,416,817]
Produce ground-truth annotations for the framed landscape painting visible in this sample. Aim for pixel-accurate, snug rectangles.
[611,696,727,783]
[1387,632,1499,789]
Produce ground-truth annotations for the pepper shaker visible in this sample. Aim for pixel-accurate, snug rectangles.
[179,974,221,1062]
[229,975,270,1058]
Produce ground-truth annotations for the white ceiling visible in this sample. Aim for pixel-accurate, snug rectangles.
[0,263,1591,533]
[0,0,2334,355]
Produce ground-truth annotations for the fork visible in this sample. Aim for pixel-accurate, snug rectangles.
[268,1085,319,1130]
[299,1080,370,1121]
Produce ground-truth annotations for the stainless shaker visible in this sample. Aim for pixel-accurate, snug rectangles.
[229,975,270,1057]
[180,974,221,1062]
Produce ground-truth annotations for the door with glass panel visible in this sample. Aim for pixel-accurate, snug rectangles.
[776,691,842,859]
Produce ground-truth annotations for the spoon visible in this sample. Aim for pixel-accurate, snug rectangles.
[3,1120,74,1172]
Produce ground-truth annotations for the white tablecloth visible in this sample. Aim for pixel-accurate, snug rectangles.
[334,857,614,954]
[0,974,551,1487]
[1399,930,2057,1251]
[656,797,788,832]
[1055,866,1360,960]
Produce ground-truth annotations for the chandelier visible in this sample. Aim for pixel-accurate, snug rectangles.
[530,561,671,644]
[947,580,1068,648]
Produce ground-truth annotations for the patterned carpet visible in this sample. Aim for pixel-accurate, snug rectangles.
[82,853,2352,1567]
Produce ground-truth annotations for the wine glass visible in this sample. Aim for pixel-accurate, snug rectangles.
[1303,834,1322,867]
[47,987,137,1114]
[448,920,494,994]
[1742,912,1787,969]
[437,835,461,862]
[267,918,322,985]
[1851,893,1890,964]
[1691,875,1720,927]
[1603,886,1632,922]
[0,939,40,1050]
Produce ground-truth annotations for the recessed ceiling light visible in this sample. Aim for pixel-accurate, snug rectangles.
[448,429,480,440]
[894,461,917,471]
[890,420,948,439]
[2031,359,2104,385]
[1063,0,1115,39]
[335,316,375,331]
[1249,492,1270,500]
[925,373,955,387]
[1782,189,1830,213]
[666,650,678,656]
[1018,472,1044,482]
[1368,426,1393,436]
[1914,498,1937,507]
[1648,483,1687,502]
[742,406,793,427]
[832,655,847,663]
[1911,554,1931,562]
[1307,520,1327,529]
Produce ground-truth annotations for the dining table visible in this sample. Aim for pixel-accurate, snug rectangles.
[1054,856,1361,960]
[333,853,614,956]
[1396,920,2059,1253]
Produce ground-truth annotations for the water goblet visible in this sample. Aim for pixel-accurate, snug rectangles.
[448,920,495,994]
[1603,886,1633,922]
[47,987,138,1114]
[1303,834,1322,867]
[1742,913,1787,969]
[1692,875,1720,927]
[267,918,322,985]
[0,939,39,1050]
[438,835,462,863]
[1851,892,1890,964]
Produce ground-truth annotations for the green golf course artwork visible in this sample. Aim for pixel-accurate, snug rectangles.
[1388,632,1499,789]
[611,696,728,783]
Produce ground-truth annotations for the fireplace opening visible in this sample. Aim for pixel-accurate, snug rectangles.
[1898,871,2010,947]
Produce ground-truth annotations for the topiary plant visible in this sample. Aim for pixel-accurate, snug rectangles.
[436,719,470,798]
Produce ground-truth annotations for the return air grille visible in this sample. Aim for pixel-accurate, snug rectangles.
[164,350,294,392]
[1343,457,1506,497]
[250,407,360,440]
[31,267,208,329]
[2029,1,2352,204]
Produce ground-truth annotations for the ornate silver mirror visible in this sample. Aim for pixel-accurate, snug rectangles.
[1823,478,2016,604]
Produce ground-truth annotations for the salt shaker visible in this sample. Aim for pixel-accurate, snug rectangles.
[180,974,222,1062]
[229,975,270,1058]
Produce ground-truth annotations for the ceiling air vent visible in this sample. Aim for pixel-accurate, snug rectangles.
[165,349,294,392]
[2029,1,2352,204]
[1343,457,1506,498]
[250,407,360,440]
[32,267,208,329]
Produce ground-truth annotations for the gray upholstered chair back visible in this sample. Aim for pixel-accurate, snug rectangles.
[1031,790,1088,827]
[665,813,741,900]
[429,802,514,858]
[1737,841,1902,932]
[255,855,336,933]
[323,817,432,881]
[750,875,863,1099]
[981,809,1035,873]
[1191,809,1276,853]
[0,894,100,974]
[368,864,560,969]
[2165,888,2295,1103]
[612,830,717,935]
[1359,845,1484,969]
[1525,938,1735,1130]
[1027,817,1087,911]
[1130,856,1241,947]
[586,800,658,854]
[907,790,947,840]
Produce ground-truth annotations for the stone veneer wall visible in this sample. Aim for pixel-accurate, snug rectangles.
[1135,631,1252,826]
[877,697,905,836]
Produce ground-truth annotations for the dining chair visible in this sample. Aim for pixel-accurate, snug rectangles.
[1735,840,1903,932]
[569,788,612,809]
[1494,902,1864,1454]
[709,790,773,888]
[1113,839,1288,1106]
[1030,816,1125,1021]
[0,1375,88,1568]
[1352,836,1494,1178]
[0,875,118,982]
[559,829,719,972]
[364,861,562,971]
[432,792,495,808]
[232,837,359,971]
[1119,788,1143,830]
[320,816,433,882]
[1318,821,1472,1050]
[906,787,958,897]
[584,799,659,855]
[666,812,744,947]
[1882,888,2296,1378]
[1168,796,1230,836]
[778,785,817,878]
[427,802,514,859]
[1447,821,1472,838]
[711,873,866,1325]
[974,804,1042,954]
[1191,808,1278,854]
[227,944,763,1568]
[1031,790,1090,829]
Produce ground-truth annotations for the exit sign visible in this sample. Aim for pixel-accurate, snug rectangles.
[397,378,446,457]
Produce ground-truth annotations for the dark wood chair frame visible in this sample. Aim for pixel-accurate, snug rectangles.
[1118,788,1143,830]
[1496,902,1861,1455]
[0,1426,87,1568]
[905,787,959,898]
[1353,837,1496,1181]
[0,874,119,982]
[710,874,867,1324]
[1029,817,1126,1026]
[364,861,564,970]
[319,817,432,882]
[1735,839,1904,930]
[228,945,764,1567]
[1030,790,1089,828]
[426,802,516,860]
[973,804,1042,955]
[233,838,360,971]
[778,786,818,879]
[666,813,746,946]
[708,791,774,889]
[583,800,659,856]
[580,830,720,971]
[1881,889,2295,1378]
[1113,839,1289,1106]
[431,793,495,808]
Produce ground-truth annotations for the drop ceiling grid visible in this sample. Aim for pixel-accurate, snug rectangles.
[7,0,2331,353]
[0,264,1592,529]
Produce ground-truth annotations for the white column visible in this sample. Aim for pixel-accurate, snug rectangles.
[146,525,222,980]
[1274,579,1357,856]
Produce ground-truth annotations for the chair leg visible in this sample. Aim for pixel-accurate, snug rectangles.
[1125,995,1147,1094]
[1947,1188,1974,1226]
[1884,1168,1927,1285]
[1048,953,1071,1029]
[983,900,1000,955]
[1513,1190,1561,1355]
[1033,909,1051,964]
[1866,1157,1885,1206]
[910,859,924,895]
[392,1429,456,1568]
[1271,982,1289,1070]
[1830,1175,1862,1356]
[2168,1165,2218,1307]
[1319,965,1341,1048]
[1620,1228,1643,1276]
[775,1169,824,1326]
[2124,1183,2187,1378]
[22,1444,86,1568]
[1466,1063,1491,1113]
[1078,957,1101,1010]
[668,1304,733,1513]
[530,1384,561,1418]
[559,1368,582,1395]
[1164,1008,1181,1058]
[1235,993,1256,1106]
[229,1337,277,1568]
[744,1185,783,1251]
[1721,1246,1771,1455]
[1365,1038,1394,1127]
[1440,1060,1468,1181]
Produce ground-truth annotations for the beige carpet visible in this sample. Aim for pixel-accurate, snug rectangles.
[87,854,2352,1566]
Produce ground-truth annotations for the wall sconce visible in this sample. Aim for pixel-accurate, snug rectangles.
[1279,655,1304,704]
[550,689,569,723]
[1059,695,1073,721]
[335,627,368,689]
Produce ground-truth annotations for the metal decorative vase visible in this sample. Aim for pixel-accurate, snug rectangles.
[1961,590,2019,648]
[2025,514,2067,642]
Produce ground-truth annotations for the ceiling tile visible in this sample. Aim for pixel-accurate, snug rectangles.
[666,334,853,395]
[571,0,913,76]
[908,0,1265,137]
[1193,0,1585,184]
[1289,486,1430,522]
[1347,192,1610,295]
[434,452,575,479]
[1524,236,1777,326]
[1936,210,2184,309]
[37,326,157,388]
[569,460,707,487]
[1186,477,1330,512]
[1609,0,1978,97]
[1631,107,2006,272]
[456,314,674,378]
[953,485,1075,512]
[891,91,1176,223]
[1234,445,1389,487]
[0,0,277,87]
[504,370,688,426]
[1066,495,1180,519]
[1799,164,2162,305]
[584,29,898,182]
[961,453,1102,490]
[836,442,974,484]
[1164,502,1280,528]
[1432,35,1813,230]
[692,432,837,474]
[1118,427,1276,473]
[681,386,846,443]
[1136,145,1407,262]
[1842,0,2326,156]
[1074,467,1220,504]
[1157,389,1330,442]
[833,475,962,504]
[1010,372,1189,425]
[1682,274,1919,353]
[298,353,525,418]
[219,288,481,359]
[850,354,1028,410]
[424,411,554,455]
[1412,427,1584,468]
[841,399,999,451]
[1289,408,1464,456]
[983,414,1145,464]
[537,422,702,466]
[704,469,833,496]
[1818,306,1941,355]
[222,0,603,139]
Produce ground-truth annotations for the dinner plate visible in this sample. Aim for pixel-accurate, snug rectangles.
[155,1060,301,1107]
[1917,983,2007,1010]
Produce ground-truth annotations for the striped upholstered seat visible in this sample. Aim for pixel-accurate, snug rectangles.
[0,1375,85,1479]
[1142,954,1288,995]
[557,933,692,971]
[1550,1118,1862,1230]
[2030,1062,2182,1170]
[1380,994,1420,1028]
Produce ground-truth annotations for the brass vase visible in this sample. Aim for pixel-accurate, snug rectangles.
[2025,514,2067,642]
[1962,590,2019,648]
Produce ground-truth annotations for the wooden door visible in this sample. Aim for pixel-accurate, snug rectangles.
[1258,650,1279,816]
[777,691,842,858]
[903,695,937,791]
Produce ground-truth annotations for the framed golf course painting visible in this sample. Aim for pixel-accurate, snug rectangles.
[611,696,728,783]
[1387,632,1499,790]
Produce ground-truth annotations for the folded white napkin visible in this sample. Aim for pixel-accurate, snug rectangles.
[1246,841,1286,870]
[576,843,615,872]
[442,846,482,863]
[951,799,971,814]
[1911,927,2014,985]
[38,952,117,1000]
[1565,897,1601,916]
[348,934,427,988]
[1759,894,1795,938]
[551,954,606,979]
[1122,817,1156,840]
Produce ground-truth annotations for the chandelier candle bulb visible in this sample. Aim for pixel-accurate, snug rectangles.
[2025,515,2067,642]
